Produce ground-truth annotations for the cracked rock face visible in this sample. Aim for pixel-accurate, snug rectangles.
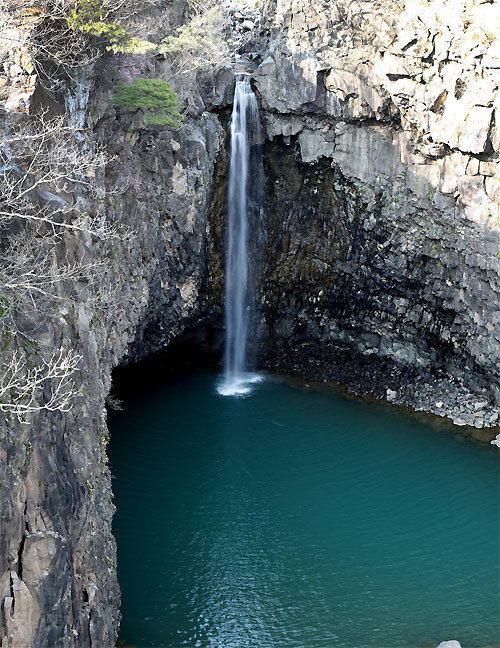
[243,0,500,434]
[0,117,222,647]
[0,2,223,643]
[1,0,500,645]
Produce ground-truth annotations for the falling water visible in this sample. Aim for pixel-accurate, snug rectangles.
[218,76,262,397]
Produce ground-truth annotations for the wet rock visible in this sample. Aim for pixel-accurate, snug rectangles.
[386,389,397,402]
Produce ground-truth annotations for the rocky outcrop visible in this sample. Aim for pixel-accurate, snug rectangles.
[1,0,500,645]
[246,0,500,437]
[0,3,223,644]
[0,118,222,647]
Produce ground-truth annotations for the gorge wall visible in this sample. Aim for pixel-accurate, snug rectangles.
[1,0,499,646]
[246,0,500,432]
[1,2,223,645]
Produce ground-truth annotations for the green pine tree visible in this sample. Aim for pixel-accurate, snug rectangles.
[112,78,183,127]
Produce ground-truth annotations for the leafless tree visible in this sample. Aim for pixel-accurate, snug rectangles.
[0,241,83,421]
[0,0,164,419]
[0,0,164,94]
[1,0,97,92]
[0,112,118,237]
[0,111,126,419]
[0,348,82,416]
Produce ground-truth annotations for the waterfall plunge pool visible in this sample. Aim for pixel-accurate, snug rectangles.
[109,368,499,648]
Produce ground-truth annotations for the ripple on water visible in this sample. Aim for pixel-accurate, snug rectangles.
[109,370,500,648]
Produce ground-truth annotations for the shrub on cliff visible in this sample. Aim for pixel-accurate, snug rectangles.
[159,5,234,74]
[112,77,183,126]
[67,0,156,53]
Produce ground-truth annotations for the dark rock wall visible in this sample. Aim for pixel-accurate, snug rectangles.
[2,0,500,645]
[0,3,223,644]
[244,0,500,433]
[253,139,500,431]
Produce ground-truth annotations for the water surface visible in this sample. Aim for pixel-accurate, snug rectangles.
[109,371,499,648]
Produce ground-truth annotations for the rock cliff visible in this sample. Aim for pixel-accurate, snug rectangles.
[1,0,499,645]
[0,2,222,645]
[246,0,500,434]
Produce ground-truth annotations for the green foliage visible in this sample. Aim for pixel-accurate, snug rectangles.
[112,78,183,127]
[67,0,156,54]
[159,6,229,72]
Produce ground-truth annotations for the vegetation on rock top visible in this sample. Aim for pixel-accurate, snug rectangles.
[67,0,155,53]
[112,77,183,126]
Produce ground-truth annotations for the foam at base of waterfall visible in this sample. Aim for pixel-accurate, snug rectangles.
[217,372,264,397]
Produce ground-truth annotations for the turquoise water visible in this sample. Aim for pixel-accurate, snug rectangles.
[109,370,500,648]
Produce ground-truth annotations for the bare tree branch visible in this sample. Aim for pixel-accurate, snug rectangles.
[0,112,126,239]
[0,348,81,415]
[160,3,249,77]
[0,110,128,418]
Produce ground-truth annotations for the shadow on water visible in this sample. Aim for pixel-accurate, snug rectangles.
[108,346,499,648]
[280,373,500,449]
[108,340,221,407]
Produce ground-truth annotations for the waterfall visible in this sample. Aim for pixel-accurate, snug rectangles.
[218,76,262,397]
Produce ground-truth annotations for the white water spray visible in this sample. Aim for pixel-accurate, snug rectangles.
[218,76,262,397]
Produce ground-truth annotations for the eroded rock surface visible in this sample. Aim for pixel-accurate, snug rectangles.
[246,0,500,436]
[1,0,500,645]
[0,3,223,644]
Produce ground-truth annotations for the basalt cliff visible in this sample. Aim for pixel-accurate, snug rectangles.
[248,0,500,432]
[1,0,499,645]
